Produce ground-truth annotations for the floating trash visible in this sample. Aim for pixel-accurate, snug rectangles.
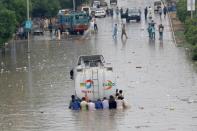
[136,66,142,68]
[169,107,175,110]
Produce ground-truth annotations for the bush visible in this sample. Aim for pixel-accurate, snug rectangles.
[176,0,188,22]
[0,7,17,46]
[192,45,197,60]
[185,19,197,45]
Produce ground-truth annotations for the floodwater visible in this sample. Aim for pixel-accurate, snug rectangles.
[1,0,197,131]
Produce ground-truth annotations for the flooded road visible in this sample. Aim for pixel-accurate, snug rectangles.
[1,0,197,131]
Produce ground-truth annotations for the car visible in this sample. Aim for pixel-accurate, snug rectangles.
[93,1,101,8]
[154,1,162,12]
[33,27,44,35]
[94,8,106,18]
[110,0,117,5]
[126,8,141,23]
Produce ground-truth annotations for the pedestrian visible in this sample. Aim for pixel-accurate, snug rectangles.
[95,99,103,109]
[148,6,152,20]
[144,7,148,20]
[158,23,164,40]
[80,97,88,111]
[113,24,118,39]
[121,23,128,39]
[116,6,119,16]
[163,6,167,18]
[69,95,80,110]
[151,25,156,40]
[94,18,98,32]
[109,95,117,109]
[48,20,53,39]
[120,8,123,15]
[57,27,61,40]
[102,97,109,109]
[87,100,96,111]
[90,20,95,34]
[158,7,162,20]
[119,90,124,98]
[19,26,24,39]
[150,20,155,27]
[147,23,152,39]
[116,96,124,109]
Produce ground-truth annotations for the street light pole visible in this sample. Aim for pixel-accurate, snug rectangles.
[73,0,76,11]
[27,0,30,53]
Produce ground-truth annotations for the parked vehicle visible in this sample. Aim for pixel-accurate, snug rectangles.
[81,6,91,15]
[93,1,101,8]
[57,11,90,35]
[110,0,117,5]
[126,8,141,23]
[154,1,162,12]
[94,8,106,18]
[33,27,44,35]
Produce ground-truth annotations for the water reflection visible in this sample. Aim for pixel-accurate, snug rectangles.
[121,38,127,49]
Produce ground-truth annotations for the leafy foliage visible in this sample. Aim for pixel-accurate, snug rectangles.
[176,0,189,22]
[0,6,16,47]
[32,0,60,17]
[176,0,197,61]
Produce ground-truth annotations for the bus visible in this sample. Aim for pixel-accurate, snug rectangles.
[57,11,90,35]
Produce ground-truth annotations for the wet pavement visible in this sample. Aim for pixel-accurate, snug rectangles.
[1,0,197,131]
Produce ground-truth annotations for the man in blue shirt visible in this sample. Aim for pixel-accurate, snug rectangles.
[69,95,80,110]
[95,99,103,109]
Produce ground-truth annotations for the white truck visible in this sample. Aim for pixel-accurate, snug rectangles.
[72,55,117,101]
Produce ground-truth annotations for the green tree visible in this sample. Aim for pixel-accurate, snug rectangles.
[0,6,17,47]
[32,0,60,17]
[59,0,73,9]
[176,0,189,22]
[1,0,27,24]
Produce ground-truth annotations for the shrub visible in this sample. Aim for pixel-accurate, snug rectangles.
[192,45,197,60]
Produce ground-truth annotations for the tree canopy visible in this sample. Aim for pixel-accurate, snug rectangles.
[0,5,16,47]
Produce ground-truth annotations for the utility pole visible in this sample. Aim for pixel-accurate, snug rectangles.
[73,0,76,11]
[27,0,30,53]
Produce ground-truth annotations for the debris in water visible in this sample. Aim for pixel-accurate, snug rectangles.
[8,84,12,88]
[169,107,175,110]
[188,98,194,103]
[23,66,27,71]
[136,66,142,68]
[139,106,144,110]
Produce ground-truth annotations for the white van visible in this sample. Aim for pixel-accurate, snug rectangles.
[93,1,101,8]
[81,6,91,15]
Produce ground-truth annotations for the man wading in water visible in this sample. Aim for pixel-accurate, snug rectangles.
[121,24,128,39]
